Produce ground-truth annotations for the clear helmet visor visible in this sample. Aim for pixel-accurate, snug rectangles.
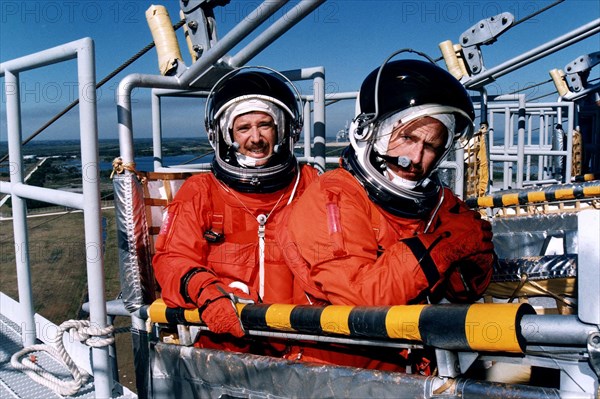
[202,67,304,193]
[344,57,476,216]
[372,104,471,157]
[214,96,290,168]
[349,103,473,197]
[215,96,291,148]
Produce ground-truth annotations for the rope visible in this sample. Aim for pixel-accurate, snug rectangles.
[432,377,457,394]
[10,320,114,397]
[110,157,140,179]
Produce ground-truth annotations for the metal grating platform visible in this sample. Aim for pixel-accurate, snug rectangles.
[0,313,134,398]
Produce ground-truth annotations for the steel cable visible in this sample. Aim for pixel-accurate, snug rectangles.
[0,19,186,166]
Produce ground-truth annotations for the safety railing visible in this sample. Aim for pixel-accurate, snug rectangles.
[485,96,575,191]
[0,38,114,398]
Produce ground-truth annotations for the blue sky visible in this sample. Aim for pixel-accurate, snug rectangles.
[1,0,599,142]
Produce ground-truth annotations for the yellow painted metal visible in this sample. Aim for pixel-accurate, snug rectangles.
[265,304,296,331]
[320,306,353,335]
[527,191,547,202]
[150,300,530,353]
[555,188,574,199]
[479,196,494,207]
[385,305,426,341]
[183,308,201,323]
[464,303,526,353]
[149,298,168,322]
[583,185,600,196]
[502,193,520,206]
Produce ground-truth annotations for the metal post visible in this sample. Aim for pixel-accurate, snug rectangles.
[303,101,311,160]
[131,315,150,399]
[455,144,465,198]
[564,102,574,183]
[525,115,532,182]
[312,69,326,173]
[516,95,526,188]
[578,210,600,325]
[280,67,327,171]
[151,91,163,171]
[117,74,181,165]
[77,37,113,398]
[503,106,511,189]
[495,95,526,188]
[538,113,545,180]
[146,88,213,172]
[5,70,36,347]
[488,106,495,187]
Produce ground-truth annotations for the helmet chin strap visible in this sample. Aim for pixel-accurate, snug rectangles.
[384,168,418,189]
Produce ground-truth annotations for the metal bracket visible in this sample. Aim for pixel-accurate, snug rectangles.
[458,351,480,374]
[435,349,460,378]
[436,349,481,378]
[177,324,193,346]
[459,12,514,75]
[564,51,600,92]
[588,331,600,378]
[180,0,230,61]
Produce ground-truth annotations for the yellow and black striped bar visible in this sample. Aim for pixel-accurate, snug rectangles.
[148,299,203,325]
[148,299,534,353]
[465,180,600,209]
[573,173,600,182]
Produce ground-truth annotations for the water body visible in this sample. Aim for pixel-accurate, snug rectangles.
[98,154,214,171]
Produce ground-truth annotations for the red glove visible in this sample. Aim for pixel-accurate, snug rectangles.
[444,251,495,302]
[196,282,259,338]
[426,213,494,269]
[401,211,494,295]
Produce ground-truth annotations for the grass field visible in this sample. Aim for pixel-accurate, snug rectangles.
[0,207,138,390]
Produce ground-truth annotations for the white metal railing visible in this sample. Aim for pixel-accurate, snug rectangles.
[478,97,575,191]
[0,38,114,398]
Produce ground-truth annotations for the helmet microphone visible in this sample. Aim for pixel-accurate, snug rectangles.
[376,153,411,168]
[396,156,411,168]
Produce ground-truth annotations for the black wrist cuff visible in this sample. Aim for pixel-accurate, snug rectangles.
[179,267,216,304]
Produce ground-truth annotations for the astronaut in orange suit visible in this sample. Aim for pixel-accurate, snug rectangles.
[277,57,495,368]
[152,69,318,351]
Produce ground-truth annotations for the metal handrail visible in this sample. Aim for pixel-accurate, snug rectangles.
[0,38,113,398]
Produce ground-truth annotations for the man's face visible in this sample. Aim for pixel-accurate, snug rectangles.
[385,116,448,181]
[232,112,277,166]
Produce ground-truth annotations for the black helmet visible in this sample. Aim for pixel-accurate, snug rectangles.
[205,67,303,193]
[346,58,475,218]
